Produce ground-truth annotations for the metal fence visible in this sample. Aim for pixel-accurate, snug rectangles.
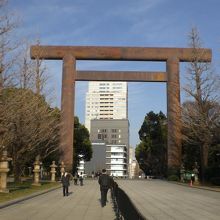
[111,181,146,220]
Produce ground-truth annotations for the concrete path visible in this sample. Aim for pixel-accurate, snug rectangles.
[117,179,220,220]
[0,180,116,220]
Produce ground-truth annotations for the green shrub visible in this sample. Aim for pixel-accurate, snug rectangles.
[205,167,220,181]
[167,166,180,177]
[210,177,220,186]
[167,175,179,181]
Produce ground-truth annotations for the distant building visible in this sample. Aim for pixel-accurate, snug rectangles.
[84,81,129,177]
[85,119,129,177]
[128,147,140,179]
[84,142,106,176]
[85,143,128,177]
[90,119,129,146]
[77,159,85,175]
[106,144,127,177]
[85,82,128,132]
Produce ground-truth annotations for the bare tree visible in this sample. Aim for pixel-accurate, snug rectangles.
[0,0,19,87]
[0,1,60,182]
[1,45,60,180]
[182,27,220,182]
[0,0,19,147]
[2,87,60,181]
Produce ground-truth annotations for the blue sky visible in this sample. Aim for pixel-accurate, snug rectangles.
[7,0,220,147]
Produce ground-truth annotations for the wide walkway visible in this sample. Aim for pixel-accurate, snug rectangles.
[0,180,116,220]
[1,179,220,220]
[117,179,220,220]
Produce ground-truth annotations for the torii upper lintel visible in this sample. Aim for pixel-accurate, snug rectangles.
[31,45,211,62]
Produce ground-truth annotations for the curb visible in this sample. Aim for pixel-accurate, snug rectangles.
[0,185,61,209]
[168,181,220,192]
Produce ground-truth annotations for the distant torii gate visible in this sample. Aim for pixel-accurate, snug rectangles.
[31,46,212,173]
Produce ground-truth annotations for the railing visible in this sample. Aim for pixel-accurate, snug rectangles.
[111,180,146,220]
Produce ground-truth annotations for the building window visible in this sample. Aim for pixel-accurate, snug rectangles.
[98,134,102,140]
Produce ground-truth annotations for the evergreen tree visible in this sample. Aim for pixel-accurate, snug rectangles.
[135,111,167,176]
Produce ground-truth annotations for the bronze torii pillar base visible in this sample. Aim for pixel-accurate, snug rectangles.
[30,46,211,175]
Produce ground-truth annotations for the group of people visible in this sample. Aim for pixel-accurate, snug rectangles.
[61,169,113,207]
[73,172,84,186]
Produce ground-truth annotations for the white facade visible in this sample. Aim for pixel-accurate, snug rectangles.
[106,144,127,177]
[129,147,135,164]
[129,160,139,179]
[77,159,85,175]
[128,147,140,179]
[85,82,128,131]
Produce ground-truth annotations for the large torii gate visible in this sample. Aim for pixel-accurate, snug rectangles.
[30,46,211,174]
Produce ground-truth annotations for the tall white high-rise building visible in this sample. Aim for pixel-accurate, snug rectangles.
[85,81,128,131]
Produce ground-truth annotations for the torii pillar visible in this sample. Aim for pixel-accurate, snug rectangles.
[167,57,181,173]
[60,54,75,172]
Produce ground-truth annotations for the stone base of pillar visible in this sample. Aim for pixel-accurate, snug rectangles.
[0,188,9,193]
[167,166,180,178]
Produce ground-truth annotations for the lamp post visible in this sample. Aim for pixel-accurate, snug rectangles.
[32,156,41,186]
[0,149,12,193]
[50,161,57,182]
[60,161,65,177]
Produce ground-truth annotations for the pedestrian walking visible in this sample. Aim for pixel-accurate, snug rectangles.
[73,174,78,185]
[79,172,84,186]
[61,172,70,196]
[191,173,195,185]
[98,169,111,207]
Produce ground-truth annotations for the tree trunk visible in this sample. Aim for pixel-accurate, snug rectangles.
[13,156,21,182]
[203,143,209,167]
[200,145,205,183]
[200,143,209,183]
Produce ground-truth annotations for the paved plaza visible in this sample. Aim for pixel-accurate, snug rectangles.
[118,179,220,220]
[1,179,220,220]
[0,180,116,220]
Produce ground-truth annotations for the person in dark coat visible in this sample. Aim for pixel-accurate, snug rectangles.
[98,169,111,207]
[73,173,78,185]
[79,172,84,186]
[61,172,70,196]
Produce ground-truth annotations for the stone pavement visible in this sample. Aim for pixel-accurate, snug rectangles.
[1,179,220,220]
[117,179,220,220]
[0,180,116,220]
